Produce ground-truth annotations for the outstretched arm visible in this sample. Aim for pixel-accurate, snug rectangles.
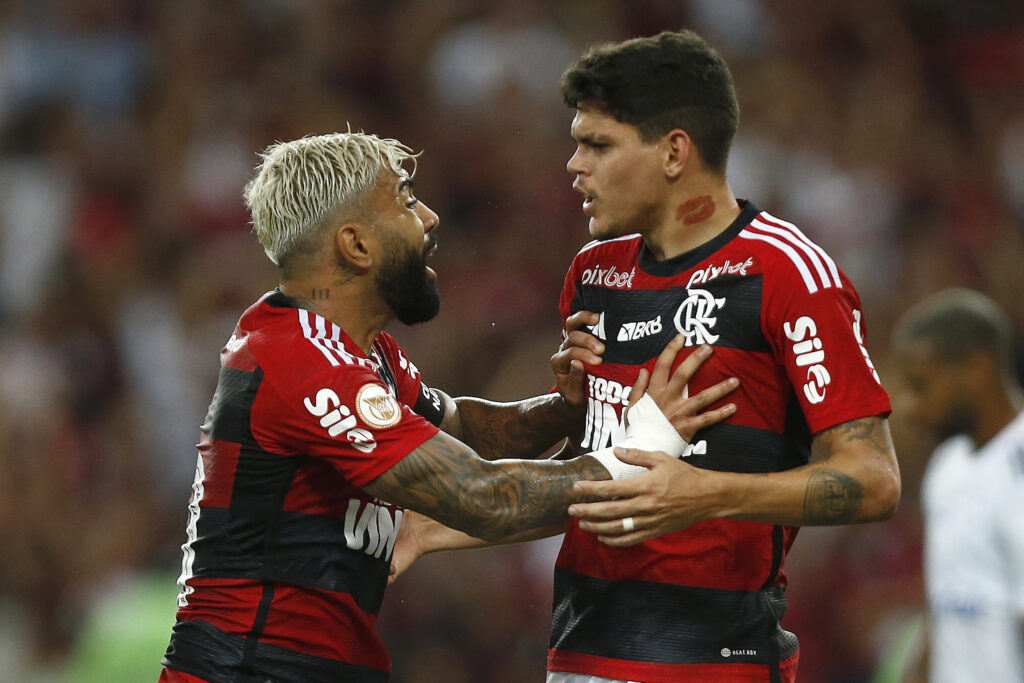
[381,337,739,577]
[569,415,900,545]
[363,430,606,543]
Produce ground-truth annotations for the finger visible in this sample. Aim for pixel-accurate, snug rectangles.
[565,310,601,333]
[675,403,737,434]
[578,516,643,534]
[681,377,739,412]
[560,329,605,356]
[557,344,604,369]
[626,368,650,408]
[611,447,674,468]
[650,334,690,389]
[665,343,714,393]
[561,359,587,404]
[570,497,645,521]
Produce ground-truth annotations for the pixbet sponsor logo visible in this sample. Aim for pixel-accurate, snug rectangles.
[580,264,636,289]
[784,316,831,405]
[303,388,377,452]
[687,257,754,287]
[617,315,663,342]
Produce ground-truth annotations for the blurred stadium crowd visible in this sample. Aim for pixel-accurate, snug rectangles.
[0,0,1022,681]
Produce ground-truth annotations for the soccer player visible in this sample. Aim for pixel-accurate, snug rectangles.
[394,30,901,683]
[892,288,1024,683]
[156,131,739,683]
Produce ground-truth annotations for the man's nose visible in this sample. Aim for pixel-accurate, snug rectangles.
[418,202,439,233]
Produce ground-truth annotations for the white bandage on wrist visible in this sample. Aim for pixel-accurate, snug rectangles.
[587,394,689,480]
[625,393,688,456]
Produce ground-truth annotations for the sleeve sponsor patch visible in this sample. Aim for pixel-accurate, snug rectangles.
[356,383,402,429]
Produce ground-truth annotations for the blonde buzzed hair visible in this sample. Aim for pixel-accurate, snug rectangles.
[243,131,418,268]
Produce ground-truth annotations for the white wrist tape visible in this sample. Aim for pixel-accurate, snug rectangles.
[587,394,688,480]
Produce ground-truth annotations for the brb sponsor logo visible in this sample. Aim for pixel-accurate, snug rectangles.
[581,374,707,457]
[784,316,830,404]
[581,264,635,289]
[617,314,663,342]
[674,288,726,346]
[687,257,754,287]
[345,498,402,561]
[303,387,378,452]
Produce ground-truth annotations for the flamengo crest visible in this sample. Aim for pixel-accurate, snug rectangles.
[674,288,726,346]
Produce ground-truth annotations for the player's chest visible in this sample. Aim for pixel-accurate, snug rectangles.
[573,268,768,365]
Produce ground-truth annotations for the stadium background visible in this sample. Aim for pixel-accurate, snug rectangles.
[0,1,1021,681]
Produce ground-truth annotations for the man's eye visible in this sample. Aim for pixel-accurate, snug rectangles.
[406,197,419,208]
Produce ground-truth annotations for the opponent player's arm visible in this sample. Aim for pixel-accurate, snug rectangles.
[435,311,604,461]
[568,415,900,545]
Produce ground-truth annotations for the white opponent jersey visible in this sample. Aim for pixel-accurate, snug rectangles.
[921,411,1024,683]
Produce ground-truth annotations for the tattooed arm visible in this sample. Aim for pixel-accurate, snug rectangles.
[362,429,608,542]
[569,415,901,546]
[435,310,603,460]
[437,391,584,461]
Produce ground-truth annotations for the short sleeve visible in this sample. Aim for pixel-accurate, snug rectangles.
[254,362,440,488]
[764,272,891,434]
[373,333,445,427]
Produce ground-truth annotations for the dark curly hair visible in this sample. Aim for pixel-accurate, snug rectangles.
[561,30,739,174]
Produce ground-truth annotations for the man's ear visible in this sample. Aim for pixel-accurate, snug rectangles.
[334,223,374,273]
[663,129,692,179]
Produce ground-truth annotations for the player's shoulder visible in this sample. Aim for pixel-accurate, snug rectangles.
[737,209,849,297]
[243,291,378,385]
[570,233,644,266]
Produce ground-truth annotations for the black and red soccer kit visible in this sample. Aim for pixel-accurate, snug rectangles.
[161,291,444,683]
[548,202,892,683]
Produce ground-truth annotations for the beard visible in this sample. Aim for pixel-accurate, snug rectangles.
[374,233,441,325]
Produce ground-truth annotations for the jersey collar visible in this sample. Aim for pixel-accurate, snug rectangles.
[638,200,760,277]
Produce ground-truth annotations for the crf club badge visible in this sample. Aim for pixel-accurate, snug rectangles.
[355,383,402,428]
[674,288,726,346]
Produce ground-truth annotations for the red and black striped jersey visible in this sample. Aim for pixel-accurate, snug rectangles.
[548,202,891,683]
[163,290,444,683]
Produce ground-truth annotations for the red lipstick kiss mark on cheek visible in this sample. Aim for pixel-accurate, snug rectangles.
[676,195,715,225]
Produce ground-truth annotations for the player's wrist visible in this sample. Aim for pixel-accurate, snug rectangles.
[624,394,689,457]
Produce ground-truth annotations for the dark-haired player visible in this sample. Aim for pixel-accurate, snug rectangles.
[396,30,900,683]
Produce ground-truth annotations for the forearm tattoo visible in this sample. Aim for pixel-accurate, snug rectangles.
[364,431,608,541]
[803,469,864,523]
[455,394,583,461]
[803,417,889,523]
